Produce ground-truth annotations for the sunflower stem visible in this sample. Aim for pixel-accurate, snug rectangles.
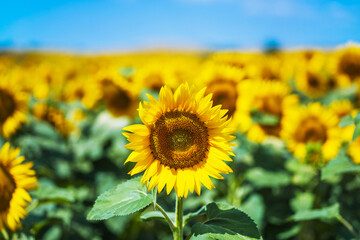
[155,203,175,230]
[173,196,184,240]
[336,214,360,240]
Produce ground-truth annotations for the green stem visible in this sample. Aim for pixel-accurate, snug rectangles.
[1,229,9,240]
[336,214,360,240]
[173,196,184,240]
[155,203,175,230]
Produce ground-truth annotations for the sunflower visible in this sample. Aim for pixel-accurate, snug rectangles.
[349,137,360,164]
[281,102,341,165]
[62,76,101,109]
[196,63,244,118]
[123,83,235,198]
[243,80,298,142]
[336,46,360,83]
[329,100,357,142]
[133,62,180,91]
[97,71,140,117]
[0,75,27,138]
[33,102,73,137]
[0,142,37,231]
[209,52,259,79]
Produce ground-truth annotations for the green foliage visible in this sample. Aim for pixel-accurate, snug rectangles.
[87,177,153,220]
[339,112,360,141]
[191,203,261,240]
[321,155,360,180]
[245,168,291,188]
[290,203,339,221]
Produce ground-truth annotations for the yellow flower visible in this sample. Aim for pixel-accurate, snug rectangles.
[0,75,27,138]
[349,137,360,164]
[123,83,235,198]
[196,63,244,118]
[281,102,341,165]
[33,102,73,137]
[0,143,37,231]
[336,46,360,83]
[209,52,259,79]
[62,76,101,109]
[329,100,358,142]
[242,80,298,142]
[97,71,140,118]
[133,62,180,91]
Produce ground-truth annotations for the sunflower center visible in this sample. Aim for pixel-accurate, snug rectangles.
[0,164,16,212]
[74,88,85,99]
[307,72,320,88]
[150,111,209,169]
[145,74,163,92]
[338,52,360,79]
[101,80,132,111]
[295,116,327,143]
[0,89,16,124]
[206,80,237,117]
[260,96,283,116]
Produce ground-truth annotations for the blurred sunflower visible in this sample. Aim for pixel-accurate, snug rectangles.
[0,76,27,138]
[349,137,360,164]
[295,68,330,98]
[0,142,37,231]
[33,102,73,137]
[62,76,101,109]
[329,100,357,142]
[244,80,298,142]
[281,103,341,165]
[196,64,244,118]
[97,73,139,118]
[336,46,360,83]
[209,52,258,79]
[123,83,235,198]
[133,62,180,91]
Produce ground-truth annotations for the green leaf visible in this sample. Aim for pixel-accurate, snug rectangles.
[286,158,317,185]
[321,155,360,180]
[184,205,207,225]
[141,211,175,222]
[290,192,314,213]
[87,177,152,221]
[119,67,135,78]
[32,182,76,203]
[352,124,360,141]
[191,202,261,240]
[240,195,265,229]
[290,203,339,221]
[251,110,279,126]
[339,115,354,127]
[245,168,291,188]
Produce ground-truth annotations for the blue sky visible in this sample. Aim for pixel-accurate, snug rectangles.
[1,0,360,52]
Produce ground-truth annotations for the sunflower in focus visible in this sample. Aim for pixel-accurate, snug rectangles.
[123,83,235,198]
[0,76,27,138]
[0,143,37,231]
[281,103,341,165]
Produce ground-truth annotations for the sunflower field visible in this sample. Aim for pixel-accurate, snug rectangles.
[1,46,360,240]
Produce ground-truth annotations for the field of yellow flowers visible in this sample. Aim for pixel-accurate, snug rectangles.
[1,46,360,240]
